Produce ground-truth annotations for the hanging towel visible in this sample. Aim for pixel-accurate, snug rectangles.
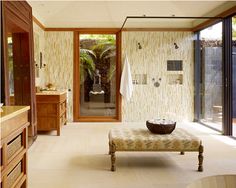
[120,55,133,101]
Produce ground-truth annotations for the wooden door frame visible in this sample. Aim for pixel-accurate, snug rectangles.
[73,30,122,122]
[1,1,37,140]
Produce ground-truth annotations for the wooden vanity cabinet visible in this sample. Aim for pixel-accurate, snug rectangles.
[0,106,30,188]
[36,91,67,136]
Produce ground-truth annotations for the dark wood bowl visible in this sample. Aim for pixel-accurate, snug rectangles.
[146,120,176,134]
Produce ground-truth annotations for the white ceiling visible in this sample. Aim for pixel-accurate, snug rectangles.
[28,1,236,28]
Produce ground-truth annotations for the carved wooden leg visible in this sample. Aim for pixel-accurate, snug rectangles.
[110,143,116,171]
[111,151,116,171]
[180,151,185,155]
[198,144,204,172]
[108,142,111,155]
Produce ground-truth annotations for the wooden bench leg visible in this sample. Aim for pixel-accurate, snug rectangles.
[108,142,111,155]
[198,144,204,172]
[110,142,116,171]
[180,151,185,155]
[111,151,116,171]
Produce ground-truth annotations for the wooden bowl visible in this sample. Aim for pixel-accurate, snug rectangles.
[146,119,176,134]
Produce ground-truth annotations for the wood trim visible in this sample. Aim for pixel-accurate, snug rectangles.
[218,5,236,18]
[73,31,79,122]
[116,31,122,122]
[45,28,120,32]
[73,30,122,122]
[33,16,45,31]
[44,27,192,32]
[2,0,37,140]
[2,1,10,105]
[122,28,192,32]
[192,5,236,32]
[192,19,221,32]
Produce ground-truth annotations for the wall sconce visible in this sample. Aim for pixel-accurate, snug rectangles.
[137,42,142,50]
[174,43,179,49]
[35,52,46,69]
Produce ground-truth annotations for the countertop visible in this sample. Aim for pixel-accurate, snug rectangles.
[36,90,67,95]
[0,106,30,122]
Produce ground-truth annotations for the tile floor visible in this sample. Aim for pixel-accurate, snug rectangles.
[28,122,236,188]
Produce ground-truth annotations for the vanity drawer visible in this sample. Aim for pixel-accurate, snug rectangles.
[6,160,22,188]
[7,134,22,161]
[1,111,28,140]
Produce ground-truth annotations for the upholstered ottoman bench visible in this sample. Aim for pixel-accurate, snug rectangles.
[108,128,203,172]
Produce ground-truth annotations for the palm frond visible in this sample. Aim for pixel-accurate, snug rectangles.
[100,45,116,59]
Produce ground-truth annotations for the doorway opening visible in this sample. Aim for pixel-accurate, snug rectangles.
[73,31,121,122]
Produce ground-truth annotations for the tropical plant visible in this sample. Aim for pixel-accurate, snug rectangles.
[79,49,96,84]
[80,35,116,84]
[91,39,116,82]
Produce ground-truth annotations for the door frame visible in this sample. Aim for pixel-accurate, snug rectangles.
[194,14,236,136]
[73,29,122,122]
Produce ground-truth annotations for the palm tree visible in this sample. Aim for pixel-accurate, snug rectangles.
[79,49,96,84]
[80,35,116,103]
[80,36,116,83]
[91,39,116,82]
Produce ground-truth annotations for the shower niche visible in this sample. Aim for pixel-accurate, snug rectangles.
[168,74,183,85]
[167,60,183,85]
[132,74,147,85]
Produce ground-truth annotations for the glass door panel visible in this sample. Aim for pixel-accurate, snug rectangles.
[79,34,117,117]
[199,22,223,131]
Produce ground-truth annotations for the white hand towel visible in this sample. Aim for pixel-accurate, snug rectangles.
[120,55,133,101]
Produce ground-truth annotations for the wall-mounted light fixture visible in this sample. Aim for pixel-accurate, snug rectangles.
[137,42,142,49]
[35,52,46,69]
[174,43,179,49]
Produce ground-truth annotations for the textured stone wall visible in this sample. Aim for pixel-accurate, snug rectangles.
[122,32,194,122]
[33,24,74,121]
[33,22,45,85]
[44,32,74,121]
[33,26,194,122]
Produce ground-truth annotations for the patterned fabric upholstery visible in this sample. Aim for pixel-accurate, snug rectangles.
[109,128,201,151]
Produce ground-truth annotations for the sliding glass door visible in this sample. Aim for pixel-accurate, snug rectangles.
[73,31,121,122]
[199,22,223,131]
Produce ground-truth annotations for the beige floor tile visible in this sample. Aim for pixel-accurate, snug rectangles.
[28,122,236,188]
